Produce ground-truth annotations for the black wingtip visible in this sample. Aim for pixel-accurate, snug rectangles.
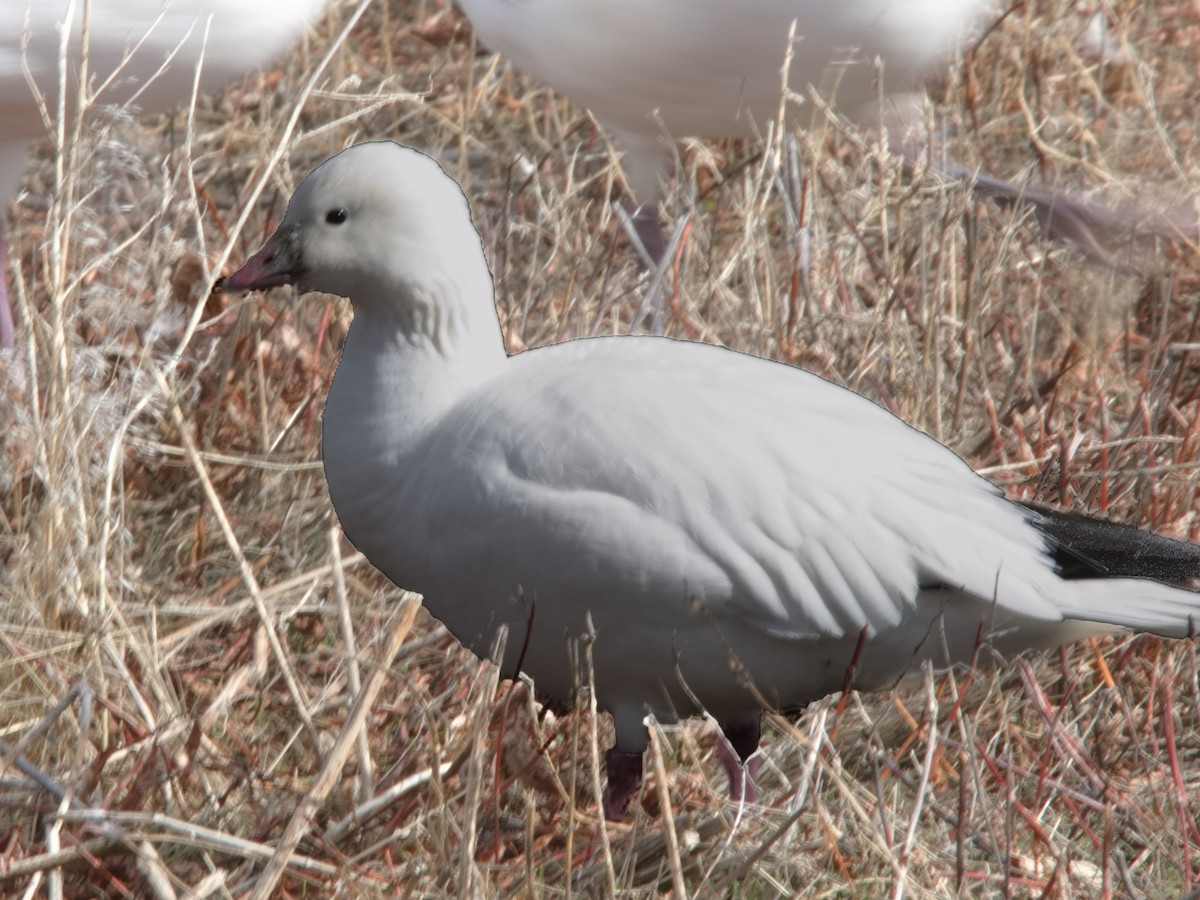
[1021,501,1200,584]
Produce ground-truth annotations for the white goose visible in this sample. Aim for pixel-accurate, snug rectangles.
[0,0,329,348]
[455,0,1154,265]
[222,142,1200,819]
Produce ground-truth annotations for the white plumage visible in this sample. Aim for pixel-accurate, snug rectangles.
[0,0,328,347]
[222,141,1200,819]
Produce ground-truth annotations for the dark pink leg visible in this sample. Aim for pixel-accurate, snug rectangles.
[603,749,643,821]
[0,237,13,348]
[717,716,762,805]
[632,207,668,267]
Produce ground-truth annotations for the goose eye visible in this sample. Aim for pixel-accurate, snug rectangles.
[325,208,348,225]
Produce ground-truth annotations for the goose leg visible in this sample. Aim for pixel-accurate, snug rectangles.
[717,715,762,805]
[1,145,28,350]
[631,207,668,267]
[615,129,672,271]
[0,236,13,348]
[603,748,644,821]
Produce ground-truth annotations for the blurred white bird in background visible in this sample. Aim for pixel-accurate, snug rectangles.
[0,0,329,348]
[455,0,1185,268]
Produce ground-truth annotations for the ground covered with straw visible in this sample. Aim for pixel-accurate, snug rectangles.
[1,0,1199,896]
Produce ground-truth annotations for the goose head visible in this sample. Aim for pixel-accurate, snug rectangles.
[220,142,495,345]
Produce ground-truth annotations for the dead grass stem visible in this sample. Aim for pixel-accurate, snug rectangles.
[1,0,1199,895]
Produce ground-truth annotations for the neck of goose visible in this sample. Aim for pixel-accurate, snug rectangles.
[324,268,507,468]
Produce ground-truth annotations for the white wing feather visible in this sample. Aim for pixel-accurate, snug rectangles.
[387,336,1062,642]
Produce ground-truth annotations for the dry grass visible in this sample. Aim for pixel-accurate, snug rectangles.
[1,0,1199,895]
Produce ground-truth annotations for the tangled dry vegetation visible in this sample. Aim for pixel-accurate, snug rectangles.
[1,0,1199,895]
